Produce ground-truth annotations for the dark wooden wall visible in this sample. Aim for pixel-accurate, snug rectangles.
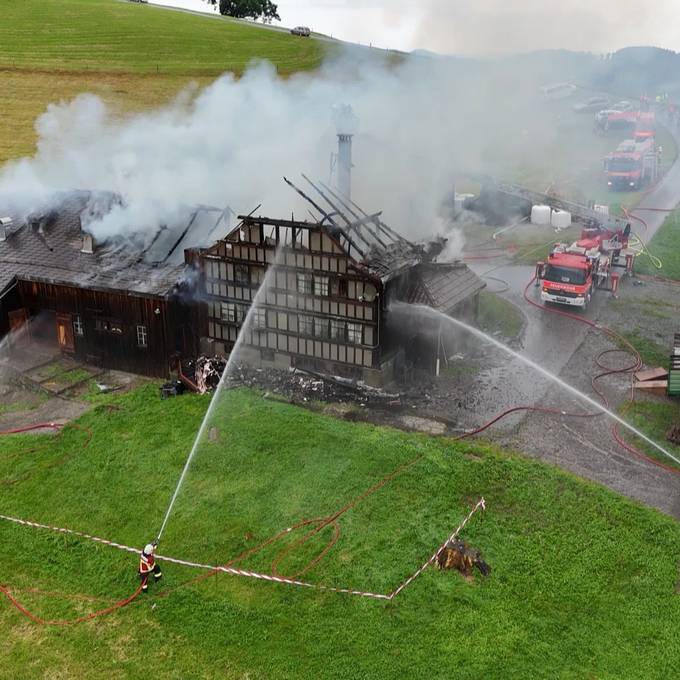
[15,280,186,377]
[0,281,21,338]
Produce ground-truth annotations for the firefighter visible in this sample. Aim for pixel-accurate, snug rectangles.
[138,543,162,592]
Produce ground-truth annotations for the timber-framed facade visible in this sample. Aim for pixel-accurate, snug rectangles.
[201,215,385,381]
[199,178,486,384]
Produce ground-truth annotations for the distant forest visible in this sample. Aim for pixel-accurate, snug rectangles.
[506,46,680,98]
[594,47,680,97]
[433,46,680,100]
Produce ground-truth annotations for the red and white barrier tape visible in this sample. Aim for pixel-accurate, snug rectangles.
[0,497,486,602]
[389,497,486,599]
[0,513,139,555]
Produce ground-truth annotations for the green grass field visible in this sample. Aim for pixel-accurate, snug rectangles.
[2,386,680,678]
[0,0,328,162]
[619,398,680,471]
[477,291,524,340]
[0,0,326,75]
[634,209,680,280]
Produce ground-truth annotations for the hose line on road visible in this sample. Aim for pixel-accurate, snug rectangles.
[523,276,680,476]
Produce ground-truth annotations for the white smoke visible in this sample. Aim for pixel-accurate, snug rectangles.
[0,50,569,245]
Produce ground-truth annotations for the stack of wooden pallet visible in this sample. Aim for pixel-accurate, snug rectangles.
[634,367,669,397]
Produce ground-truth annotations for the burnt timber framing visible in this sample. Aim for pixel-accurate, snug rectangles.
[199,178,485,384]
[0,193,213,378]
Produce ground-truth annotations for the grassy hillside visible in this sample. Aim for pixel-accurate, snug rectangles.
[1,386,680,678]
[0,0,326,75]
[0,0,327,162]
[635,208,680,280]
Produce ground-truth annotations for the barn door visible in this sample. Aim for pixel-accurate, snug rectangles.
[56,313,75,353]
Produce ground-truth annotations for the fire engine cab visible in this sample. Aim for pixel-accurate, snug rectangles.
[537,225,633,308]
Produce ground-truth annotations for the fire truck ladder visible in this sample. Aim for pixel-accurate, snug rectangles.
[474,176,630,232]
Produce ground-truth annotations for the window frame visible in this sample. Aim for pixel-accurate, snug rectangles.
[314,276,329,297]
[314,318,330,339]
[234,264,250,285]
[73,315,84,337]
[252,307,267,330]
[136,324,148,348]
[330,319,347,342]
[347,322,362,345]
[298,314,314,336]
[297,273,313,295]
[221,302,236,323]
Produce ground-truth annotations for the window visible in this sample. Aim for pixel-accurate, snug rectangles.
[94,318,123,335]
[73,315,84,337]
[330,319,347,341]
[252,308,267,330]
[338,279,348,298]
[299,315,313,336]
[234,264,249,285]
[314,276,329,297]
[314,318,330,339]
[221,303,246,324]
[297,273,313,295]
[250,267,265,285]
[347,323,362,345]
[221,303,236,323]
[543,265,587,285]
[136,325,148,348]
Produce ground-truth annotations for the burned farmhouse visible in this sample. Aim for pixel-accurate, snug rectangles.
[0,179,484,384]
[0,193,231,377]
[198,178,485,385]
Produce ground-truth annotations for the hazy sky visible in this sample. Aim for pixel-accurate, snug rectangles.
[152,0,680,55]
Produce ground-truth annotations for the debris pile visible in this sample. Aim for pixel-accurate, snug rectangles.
[227,365,402,406]
[180,356,227,394]
[666,425,680,446]
[195,356,227,394]
[436,539,491,578]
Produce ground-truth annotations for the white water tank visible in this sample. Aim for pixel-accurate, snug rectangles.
[531,205,552,225]
[551,209,572,230]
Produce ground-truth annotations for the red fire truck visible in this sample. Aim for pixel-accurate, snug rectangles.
[634,112,656,142]
[537,225,633,308]
[604,137,657,190]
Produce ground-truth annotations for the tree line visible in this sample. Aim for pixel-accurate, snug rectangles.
[206,0,279,23]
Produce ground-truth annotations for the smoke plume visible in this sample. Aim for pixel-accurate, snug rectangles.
[0,49,587,246]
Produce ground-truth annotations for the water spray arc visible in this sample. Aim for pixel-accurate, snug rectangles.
[396,303,680,467]
[155,251,281,545]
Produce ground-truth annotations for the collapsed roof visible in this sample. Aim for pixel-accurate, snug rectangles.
[233,178,485,312]
[0,192,232,298]
[283,176,451,283]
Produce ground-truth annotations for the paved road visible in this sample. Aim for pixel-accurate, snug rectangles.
[632,119,680,239]
[463,121,680,516]
[462,262,611,430]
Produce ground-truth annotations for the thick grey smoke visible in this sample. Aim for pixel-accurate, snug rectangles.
[0,50,573,249]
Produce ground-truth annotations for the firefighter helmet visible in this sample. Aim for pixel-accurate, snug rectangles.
[143,543,154,555]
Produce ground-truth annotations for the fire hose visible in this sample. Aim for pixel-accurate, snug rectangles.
[0,423,93,487]
[624,207,664,270]
[0,383,656,623]
[0,422,138,624]
[0,584,142,626]
[2,260,678,621]
[523,276,680,475]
